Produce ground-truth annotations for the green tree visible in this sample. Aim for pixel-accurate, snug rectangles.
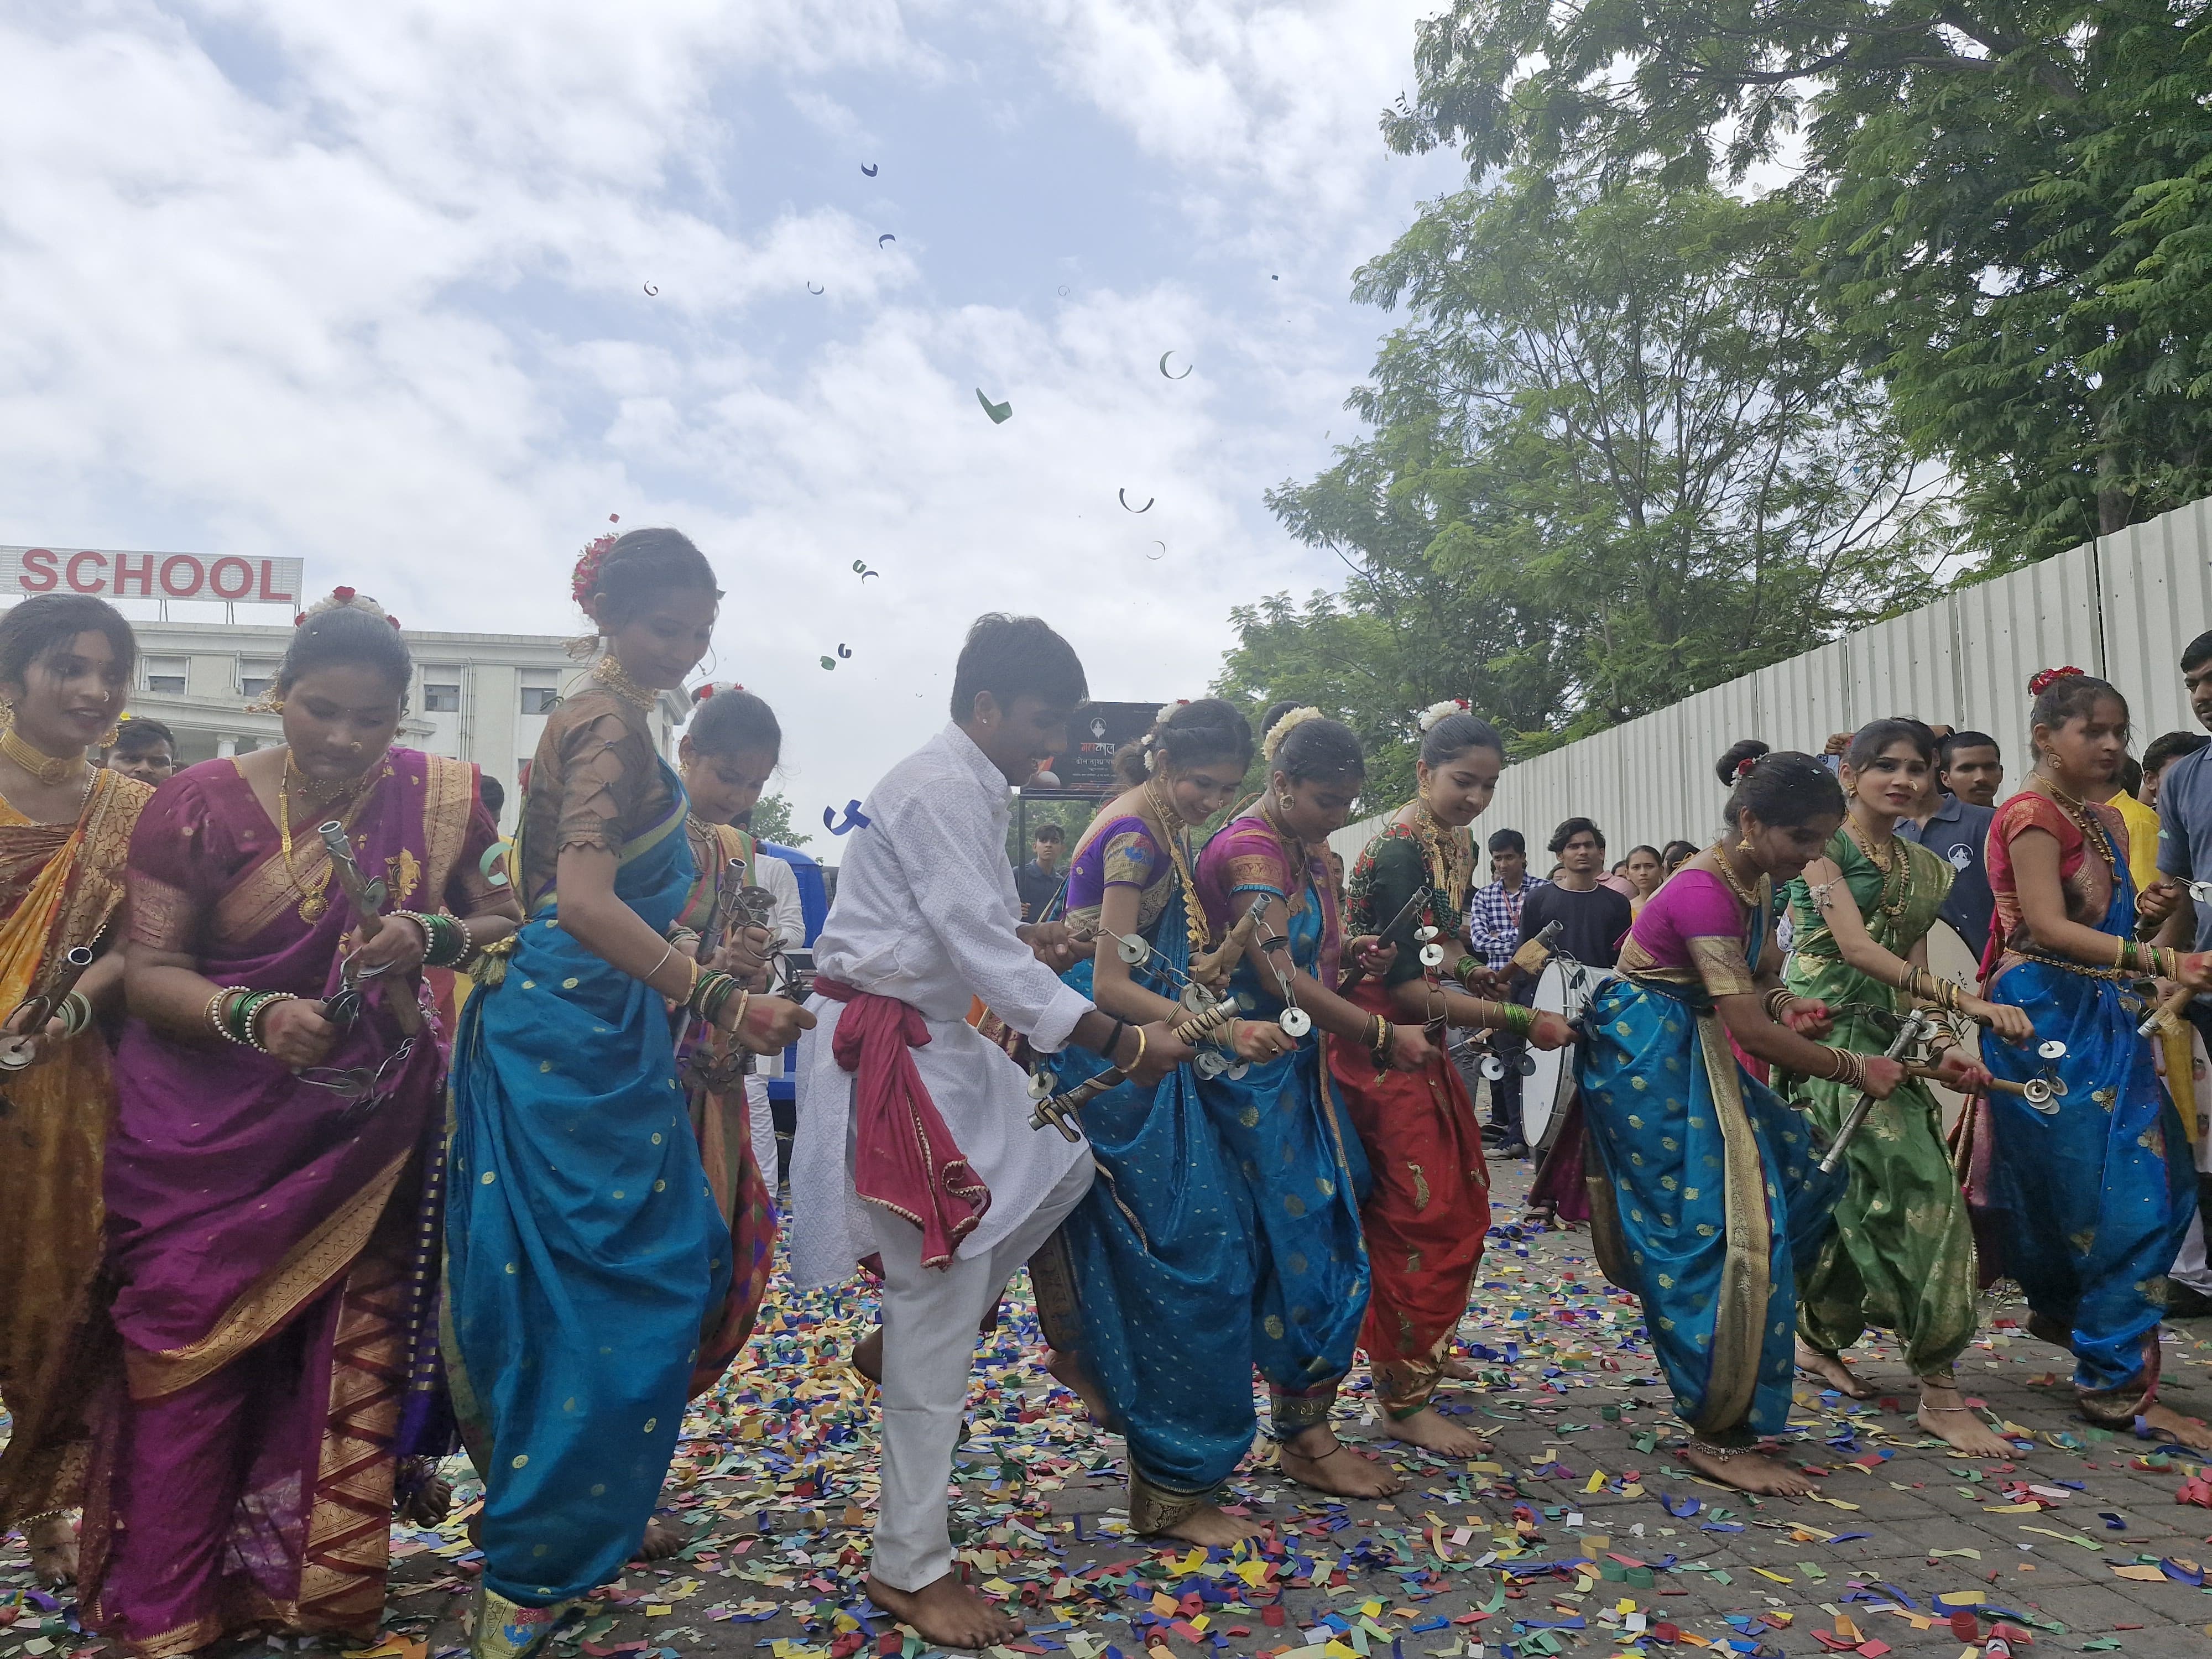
[750,791,810,849]
[1384,0,2212,565]
[1220,174,1948,793]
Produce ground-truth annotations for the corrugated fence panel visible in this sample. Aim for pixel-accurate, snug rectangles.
[1330,497,2212,870]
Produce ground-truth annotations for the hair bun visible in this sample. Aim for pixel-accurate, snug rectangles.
[1714,738,1771,787]
[2028,665,2086,697]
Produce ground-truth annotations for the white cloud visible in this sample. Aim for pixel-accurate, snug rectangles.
[0,0,1460,820]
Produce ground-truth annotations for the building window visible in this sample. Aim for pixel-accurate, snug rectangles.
[423,681,461,713]
[520,671,560,716]
[144,656,187,696]
[239,658,278,700]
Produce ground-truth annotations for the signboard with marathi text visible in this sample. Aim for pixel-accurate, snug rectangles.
[1025,700,1162,797]
[0,546,304,607]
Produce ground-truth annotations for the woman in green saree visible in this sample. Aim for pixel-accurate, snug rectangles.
[1782,719,2033,1455]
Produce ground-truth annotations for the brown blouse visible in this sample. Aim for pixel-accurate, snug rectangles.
[518,686,675,911]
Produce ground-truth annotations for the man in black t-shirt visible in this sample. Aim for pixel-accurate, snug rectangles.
[1518,817,1634,969]
[1013,823,1066,922]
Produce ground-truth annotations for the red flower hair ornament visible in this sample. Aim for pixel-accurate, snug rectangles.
[571,531,620,615]
[295,587,398,630]
[1735,755,1759,779]
[2028,666,2086,697]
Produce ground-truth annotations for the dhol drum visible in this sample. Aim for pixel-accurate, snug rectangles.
[1919,919,1981,1138]
[1521,958,1617,1152]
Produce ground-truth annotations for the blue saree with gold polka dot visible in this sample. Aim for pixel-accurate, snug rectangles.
[1577,874,1842,1443]
[445,766,731,1606]
[1036,863,1369,1527]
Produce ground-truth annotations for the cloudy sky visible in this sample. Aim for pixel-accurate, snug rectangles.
[0,0,1467,825]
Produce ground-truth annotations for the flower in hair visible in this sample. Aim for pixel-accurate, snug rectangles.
[1416,698,1470,734]
[2028,665,2086,696]
[1736,755,1759,779]
[1154,700,1188,726]
[697,684,716,700]
[1262,705,1324,763]
[571,530,620,612]
[297,587,391,627]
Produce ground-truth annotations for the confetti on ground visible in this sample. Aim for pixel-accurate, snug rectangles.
[12,1160,2212,1658]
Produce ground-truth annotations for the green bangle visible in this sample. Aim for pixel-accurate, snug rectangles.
[1495,1001,1535,1038]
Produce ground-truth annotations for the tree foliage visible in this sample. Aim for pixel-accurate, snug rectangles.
[1384,0,2212,565]
[751,791,810,849]
[1219,175,1949,797]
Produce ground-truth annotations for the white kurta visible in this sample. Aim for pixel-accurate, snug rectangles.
[790,723,1093,1287]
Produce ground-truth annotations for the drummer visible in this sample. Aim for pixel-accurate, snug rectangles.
[1517,818,1633,1222]
[1331,704,1572,1455]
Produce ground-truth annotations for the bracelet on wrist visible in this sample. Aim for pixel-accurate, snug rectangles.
[242,992,298,1055]
[1762,987,1794,1023]
[56,990,91,1039]
[1493,1001,1534,1038]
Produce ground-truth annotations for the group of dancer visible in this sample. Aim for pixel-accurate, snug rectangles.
[6,536,2212,1659]
[0,531,811,1659]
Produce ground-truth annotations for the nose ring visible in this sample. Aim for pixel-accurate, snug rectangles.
[349,742,363,753]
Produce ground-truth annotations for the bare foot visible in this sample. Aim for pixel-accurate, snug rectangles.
[1044,1348,1116,1429]
[1280,1431,1402,1498]
[1681,1443,1815,1497]
[1384,1406,1491,1459]
[1917,1380,2015,1458]
[1145,1503,1266,1547]
[853,1326,883,1386]
[1442,1357,1480,1380]
[1793,1340,1876,1400]
[27,1513,75,1587]
[867,1572,1021,1651]
[2133,1401,2212,1452]
[397,1473,454,1528]
[635,1516,685,1561]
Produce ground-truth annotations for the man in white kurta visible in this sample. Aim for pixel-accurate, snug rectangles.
[792,713,1180,1645]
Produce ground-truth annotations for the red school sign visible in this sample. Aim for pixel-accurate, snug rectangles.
[0,546,302,606]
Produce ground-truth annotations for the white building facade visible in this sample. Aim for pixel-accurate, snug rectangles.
[119,618,686,830]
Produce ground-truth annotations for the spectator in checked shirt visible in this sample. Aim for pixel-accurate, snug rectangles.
[1467,827,1546,971]
[1465,829,1546,1149]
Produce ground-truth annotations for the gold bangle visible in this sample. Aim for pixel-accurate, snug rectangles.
[1128,1024,1148,1072]
[732,989,751,1034]
[2116,934,2130,971]
[205,988,233,1040]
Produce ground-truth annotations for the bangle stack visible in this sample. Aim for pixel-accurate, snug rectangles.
[54,990,92,1039]
[2114,938,2183,980]
[1761,987,1796,1024]
[207,987,299,1053]
[1451,955,1483,988]
[392,910,475,970]
[1490,1001,1534,1039]
[1819,1045,1870,1090]
[688,969,747,1029]
[1367,1014,1394,1066]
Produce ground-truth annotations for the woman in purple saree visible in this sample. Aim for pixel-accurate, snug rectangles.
[81,594,518,1659]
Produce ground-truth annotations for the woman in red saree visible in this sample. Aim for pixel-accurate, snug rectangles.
[1329,706,1569,1455]
[0,596,150,1587]
[81,593,520,1658]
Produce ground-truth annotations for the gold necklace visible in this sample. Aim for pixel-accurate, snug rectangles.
[1142,775,1213,962]
[278,754,367,922]
[1413,797,1473,919]
[1843,810,1911,920]
[2033,770,2120,880]
[592,655,658,711]
[1706,841,1767,912]
[0,722,87,787]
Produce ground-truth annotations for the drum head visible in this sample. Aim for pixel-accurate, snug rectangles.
[1520,960,1616,1150]
[1922,920,1981,1137]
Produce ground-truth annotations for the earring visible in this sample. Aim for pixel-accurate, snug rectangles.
[1738,835,1755,855]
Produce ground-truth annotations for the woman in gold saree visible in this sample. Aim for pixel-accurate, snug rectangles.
[0,596,149,1585]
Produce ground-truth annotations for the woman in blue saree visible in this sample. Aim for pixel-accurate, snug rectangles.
[445,530,813,1659]
[1041,705,1428,1515]
[1978,669,2212,1448]
[1030,701,1298,1543]
[1578,742,1903,1496]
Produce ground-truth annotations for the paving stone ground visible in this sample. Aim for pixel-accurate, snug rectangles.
[9,1162,2212,1659]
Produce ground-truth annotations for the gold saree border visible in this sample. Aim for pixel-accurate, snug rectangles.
[211,763,391,944]
[1692,1010,1772,1439]
[126,1150,411,1401]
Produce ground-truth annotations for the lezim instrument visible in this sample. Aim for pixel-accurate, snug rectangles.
[1521,957,1615,1151]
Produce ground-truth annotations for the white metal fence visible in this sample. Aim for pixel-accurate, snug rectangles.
[1329,493,2212,864]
